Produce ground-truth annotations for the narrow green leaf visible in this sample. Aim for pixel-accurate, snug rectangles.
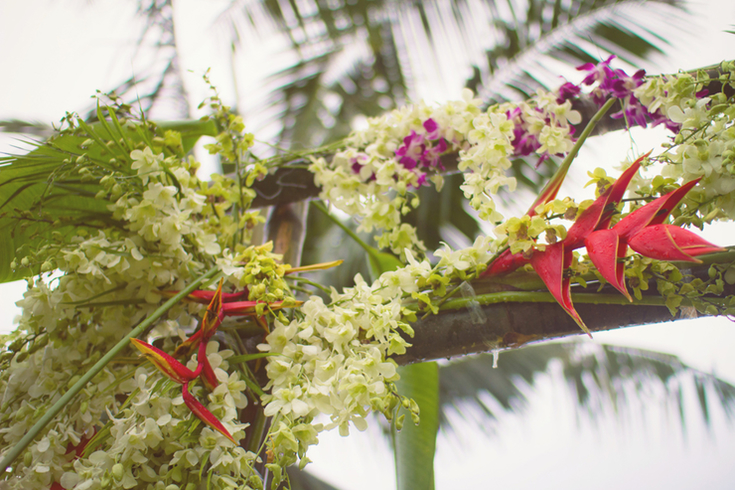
[312,200,403,281]
[394,362,439,490]
[0,117,217,284]
[228,352,278,364]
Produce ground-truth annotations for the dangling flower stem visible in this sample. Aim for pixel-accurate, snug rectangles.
[533,97,617,210]
[0,265,220,475]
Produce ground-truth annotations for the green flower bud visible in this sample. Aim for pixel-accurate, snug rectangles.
[112,463,124,481]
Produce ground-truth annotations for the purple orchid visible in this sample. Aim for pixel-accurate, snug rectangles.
[395,130,425,169]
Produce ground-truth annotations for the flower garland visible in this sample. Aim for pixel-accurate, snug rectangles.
[0,59,733,490]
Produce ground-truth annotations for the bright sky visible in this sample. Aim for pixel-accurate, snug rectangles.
[1,1,735,489]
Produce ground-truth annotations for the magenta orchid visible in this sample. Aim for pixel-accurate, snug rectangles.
[572,55,683,132]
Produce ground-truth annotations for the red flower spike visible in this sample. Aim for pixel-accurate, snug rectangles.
[613,179,701,240]
[200,279,225,341]
[530,242,591,337]
[197,342,219,391]
[131,338,198,384]
[596,152,649,230]
[161,288,248,304]
[628,224,725,262]
[483,249,531,277]
[173,329,203,358]
[527,174,564,218]
[182,382,237,444]
[584,229,632,301]
[565,154,646,248]
[564,189,614,249]
[174,281,226,358]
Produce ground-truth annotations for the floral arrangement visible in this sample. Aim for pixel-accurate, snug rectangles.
[0,58,733,490]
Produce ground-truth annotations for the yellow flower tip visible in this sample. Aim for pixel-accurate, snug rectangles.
[130,338,197,384]
[284,260,344,274]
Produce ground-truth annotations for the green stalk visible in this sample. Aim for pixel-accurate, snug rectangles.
[438,290,730,311]
[312,201,374,253]
[0,265,220,474]
[530,97,616,212]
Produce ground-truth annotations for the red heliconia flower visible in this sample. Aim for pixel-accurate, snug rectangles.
[173,281,225,359]
[529,241,586,328]
[197,341,220,392]
[133,273,307,446]
[482,146,581,277]
[182,382,237,444]
[484,151,723,335]
[627,224,724,261]
[130,338,199,384]
[585,177,723,299]
[221,299,299,316]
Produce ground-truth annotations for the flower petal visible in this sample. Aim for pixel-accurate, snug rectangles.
[198,342,219,391]
[130,338,198,384]
[584,229,632,301]
[596,152,648,229]
[200,280,225,341]
[628,224,725,262]
[530,242,591,336]
[614,179,700,240]
[482,249,531,277]
[161,288,248,304]
[222,300,303,316]
[565,153,646,248]
[182,383,237,444]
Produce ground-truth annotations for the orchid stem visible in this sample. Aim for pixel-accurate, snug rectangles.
[532,97,616,211]
[313,201,377,259]
[0,265,220,475]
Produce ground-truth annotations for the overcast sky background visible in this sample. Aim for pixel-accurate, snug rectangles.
[1,0,735,489]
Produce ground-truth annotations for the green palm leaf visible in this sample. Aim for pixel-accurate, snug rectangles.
[438,342,735,436]
[0,115,216,282]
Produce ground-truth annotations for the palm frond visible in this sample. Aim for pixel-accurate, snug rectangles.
[438,341,735,437]
[286,466,343,490]
[80,0,190,121]
[0,120,54,139]
[475,0,689,103]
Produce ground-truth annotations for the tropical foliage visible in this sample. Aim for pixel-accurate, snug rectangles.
[1,1,734,489]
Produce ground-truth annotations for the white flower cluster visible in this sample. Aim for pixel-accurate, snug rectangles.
[63,356,256,490]
[310,89,578,255]
[256,235,501,470]
[633,62,735,219]
[0,140,254,489]
[257,272,411,468]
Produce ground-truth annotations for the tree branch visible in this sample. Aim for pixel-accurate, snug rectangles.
[394,250,735,365]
